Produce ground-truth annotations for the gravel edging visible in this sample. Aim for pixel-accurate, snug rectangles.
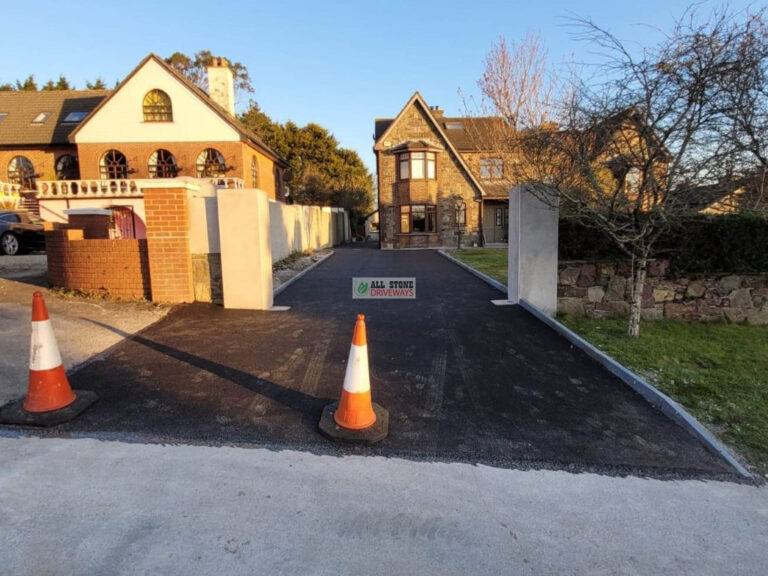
[273,251,335,297]
[439,248,753,480]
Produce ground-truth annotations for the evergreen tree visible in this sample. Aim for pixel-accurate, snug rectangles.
[15,75,37,91]
[86,77,107,90]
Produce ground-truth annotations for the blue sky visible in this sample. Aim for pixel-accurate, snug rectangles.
[0,0,753,173]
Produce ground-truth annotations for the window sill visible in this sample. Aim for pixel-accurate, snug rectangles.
[396,232,438,236]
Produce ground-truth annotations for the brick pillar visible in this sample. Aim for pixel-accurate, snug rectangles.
[143,187,194,303]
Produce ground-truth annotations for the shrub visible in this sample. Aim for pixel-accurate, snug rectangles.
[559,214,768,273]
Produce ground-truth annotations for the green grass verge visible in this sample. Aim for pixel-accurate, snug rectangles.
[561,316,768,475]
[451,248,508,285]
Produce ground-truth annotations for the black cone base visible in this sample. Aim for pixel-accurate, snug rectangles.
[318,401,389,444]
[0,390,98,427]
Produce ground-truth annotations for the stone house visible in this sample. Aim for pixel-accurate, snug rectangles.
[374,92,510,249]
[374,95,675,249]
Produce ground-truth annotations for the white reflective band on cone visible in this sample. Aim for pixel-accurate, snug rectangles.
[342,344,370,393]
[29,320,63,371]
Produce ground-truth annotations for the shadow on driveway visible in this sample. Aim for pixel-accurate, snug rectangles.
[5,246,737,479]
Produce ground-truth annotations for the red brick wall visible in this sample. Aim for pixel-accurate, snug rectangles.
[143,187,193,303]
[46,229,150,300]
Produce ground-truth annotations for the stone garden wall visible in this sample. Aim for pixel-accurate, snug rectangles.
[557,260,768,324]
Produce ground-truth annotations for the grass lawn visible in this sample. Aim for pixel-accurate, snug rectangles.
[452,248,768,475]
[451,248,508,284]
[562,317,768,475]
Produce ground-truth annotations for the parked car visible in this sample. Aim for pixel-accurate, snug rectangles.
[0,210,45,255]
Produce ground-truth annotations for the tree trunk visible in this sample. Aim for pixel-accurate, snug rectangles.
[628,256,648,338]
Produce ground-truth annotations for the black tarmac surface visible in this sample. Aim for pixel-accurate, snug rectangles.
[12,246,735,478]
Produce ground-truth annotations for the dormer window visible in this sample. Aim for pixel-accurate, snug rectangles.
[398,151,436,180]
[143,89,173,122]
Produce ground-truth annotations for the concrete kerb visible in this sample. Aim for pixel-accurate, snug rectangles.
[273,251,335,297]
[438,249,753,480]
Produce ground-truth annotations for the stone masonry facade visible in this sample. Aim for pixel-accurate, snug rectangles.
[377,102,480,249]
[557,259,768,324]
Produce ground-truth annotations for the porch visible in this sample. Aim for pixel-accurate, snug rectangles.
[482,197,508,244]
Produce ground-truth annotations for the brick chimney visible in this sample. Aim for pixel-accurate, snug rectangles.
[206,57,235,116]
[430,105,444,119]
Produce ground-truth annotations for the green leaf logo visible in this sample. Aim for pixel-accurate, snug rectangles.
[357,281,369,295]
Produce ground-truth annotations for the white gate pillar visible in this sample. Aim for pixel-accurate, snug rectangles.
[218,189,274,310]
[507,184,559,315]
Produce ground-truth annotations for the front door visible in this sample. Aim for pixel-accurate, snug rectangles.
[493,206,508,243]
[111,206,136,239]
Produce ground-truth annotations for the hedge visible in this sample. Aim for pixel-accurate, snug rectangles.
[558,214,768,274]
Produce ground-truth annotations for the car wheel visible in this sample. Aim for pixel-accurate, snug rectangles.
[1,232,20,256]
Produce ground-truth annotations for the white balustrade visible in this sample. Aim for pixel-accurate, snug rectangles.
[200,177,245,189]
[35,177,245,199]
[0,181,22,208]
[36,179,144,199]
[1,180,22,195]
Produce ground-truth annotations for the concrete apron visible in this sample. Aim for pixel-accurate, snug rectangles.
[0,436,766,576]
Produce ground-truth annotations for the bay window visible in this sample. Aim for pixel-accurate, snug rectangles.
[398,151,436,180]
[400,204,436,233]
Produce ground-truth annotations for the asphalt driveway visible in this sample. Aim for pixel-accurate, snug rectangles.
[6,246,734,478]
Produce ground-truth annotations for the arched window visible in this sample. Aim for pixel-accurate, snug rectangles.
[7,156,35,189]
[196,148,226,177]
[55,154,79,180]
[142,89,173,122]
[100,150,128,179]
[251,156,259,187]
[148,149,178,178]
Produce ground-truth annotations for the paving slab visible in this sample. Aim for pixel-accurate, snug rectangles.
[3,246,736,478]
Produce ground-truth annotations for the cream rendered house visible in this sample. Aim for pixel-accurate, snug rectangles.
[35,53,287,237]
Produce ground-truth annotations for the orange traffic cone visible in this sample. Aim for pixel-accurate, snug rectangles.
[0,292,97,427]
[334,314,377,429]
[25,292,77,412]
[318,314,388,443]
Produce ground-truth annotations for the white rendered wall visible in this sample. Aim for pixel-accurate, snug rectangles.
[38,197,147,238]
[75,58,241,144]
[268,202,345,263]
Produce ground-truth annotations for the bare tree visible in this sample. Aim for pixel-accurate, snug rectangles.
[467,6,768,337]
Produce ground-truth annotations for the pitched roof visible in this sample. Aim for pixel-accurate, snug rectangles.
[373,92,487,196]
[69,53,288,167]
[374,114,505,152]
[0,90,109,147]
